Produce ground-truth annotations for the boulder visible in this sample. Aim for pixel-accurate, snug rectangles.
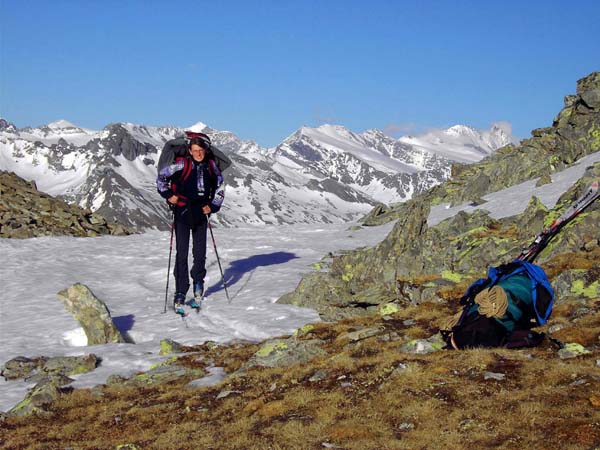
[43,354,99,376]
[241,339,326,370]
[1,356,44,380]
[399,334,445,354]
[126,359,206,387]
[8,378,64,417]
[56,283,126,345]
[1,354,98,381]
[159,338,184,355]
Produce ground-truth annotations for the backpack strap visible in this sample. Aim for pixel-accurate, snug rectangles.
[180,157,193,182]
[171,157,193,206]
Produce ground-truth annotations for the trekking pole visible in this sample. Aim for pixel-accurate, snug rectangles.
[207,216,231,302]
[163,217,175,313]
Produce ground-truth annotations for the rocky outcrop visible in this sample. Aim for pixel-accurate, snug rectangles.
[0,171,131,238]
[0,118,16,132]
[8,378,66,417]
[1,354,98,381]
[279,72,600,320]
[239,339,327,371]
[56,283,126,345]
[2,354,99,417]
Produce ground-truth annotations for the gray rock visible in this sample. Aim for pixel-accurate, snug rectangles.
[1,356,45,380]
[106,374,129,385]
[548,323,566,334]
[399,334,445,354]
[398,422,415,431]
[216,389,242,400]
[43,354,99,377]
[309,370,328,382]
[558,342,591,359]
[484,372,506,381]
[336,326,384,344]
[2,354,97,382]
[8,378,63,417]
[159,338,184,355]
[241,339,327,370]
[56,283,125,345]
[25,372,74,385]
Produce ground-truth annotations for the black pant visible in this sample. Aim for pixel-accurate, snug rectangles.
[174,218,208,295]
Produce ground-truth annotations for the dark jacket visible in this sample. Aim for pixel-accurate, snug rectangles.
[157,157,224,225]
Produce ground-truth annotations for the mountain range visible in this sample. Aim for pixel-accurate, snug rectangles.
[0,118,512,230]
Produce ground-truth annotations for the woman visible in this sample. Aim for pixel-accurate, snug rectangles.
[157,134,224,314]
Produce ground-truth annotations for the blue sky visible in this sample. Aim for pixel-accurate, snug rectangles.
[1,0,599,147]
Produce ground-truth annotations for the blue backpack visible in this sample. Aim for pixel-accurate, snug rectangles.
[443,260,554,349]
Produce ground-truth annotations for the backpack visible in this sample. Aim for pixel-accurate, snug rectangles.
[442,260,554,350]
[157,131,232,174]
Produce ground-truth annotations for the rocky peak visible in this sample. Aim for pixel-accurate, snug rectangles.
[0,118,17,133]
[576,71,600,109]
[100,123,156,160]
[47,119,79,130]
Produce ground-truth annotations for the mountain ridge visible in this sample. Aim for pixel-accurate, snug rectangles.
[0,118,511,231]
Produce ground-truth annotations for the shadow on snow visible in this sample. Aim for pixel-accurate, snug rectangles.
[205,251,299,297]
[113,314,136,343]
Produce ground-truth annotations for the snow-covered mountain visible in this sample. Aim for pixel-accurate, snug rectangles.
[398,123,513,163]
[0,118,512,230]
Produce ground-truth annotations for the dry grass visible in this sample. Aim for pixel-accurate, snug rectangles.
[2,252,600,449]
[3,326,599,450]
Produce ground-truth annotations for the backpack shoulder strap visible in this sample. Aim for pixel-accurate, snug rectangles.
[519,261,555,324]
[207,158,219,177]
[179,157,193,182]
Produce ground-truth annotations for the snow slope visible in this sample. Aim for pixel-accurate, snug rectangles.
[0,221,396,412]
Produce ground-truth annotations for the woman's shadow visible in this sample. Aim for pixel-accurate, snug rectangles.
[205,251,298,297]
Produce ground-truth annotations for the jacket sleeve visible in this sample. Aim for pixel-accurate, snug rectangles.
[209,160,225,213]
[156,160,185,199]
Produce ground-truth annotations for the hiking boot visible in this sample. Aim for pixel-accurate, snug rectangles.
[193,281,204,299]
[173,292,186,315]
[474,286,508,318]
[189,298,202,310]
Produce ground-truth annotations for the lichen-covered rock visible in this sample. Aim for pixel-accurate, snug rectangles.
[2,354,98,381]
[159,338,184,355]
[558,343,591,359]
[8,377,64,417]
[577,72,600,109]
[127,361,206,386]
[379,303,400,316]
[1,356,45,380]
[336,326,384,344]
[552,269,600,302]
[43,354,99,376]
[400,334,446,354]
[56,283,125,345]
[241,339,326,370]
